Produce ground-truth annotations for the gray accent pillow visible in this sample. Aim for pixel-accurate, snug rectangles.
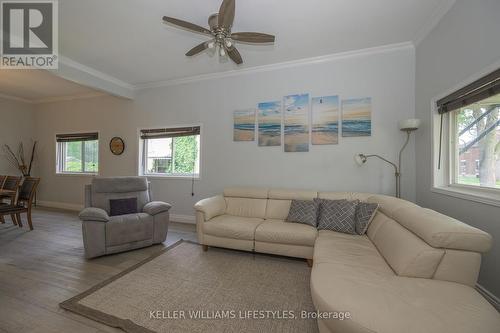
[286,199,319,227]
[355,202,379,235]
[317,199,359,234]
[109,198,138,216]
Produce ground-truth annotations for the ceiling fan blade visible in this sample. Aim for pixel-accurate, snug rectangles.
[163,16,212,35]
[218,0,235,29]
[231,32,275,43]
[186,42,209,56]
[226,46,243,65]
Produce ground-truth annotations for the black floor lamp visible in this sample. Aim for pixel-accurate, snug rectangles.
[354,119,421,198]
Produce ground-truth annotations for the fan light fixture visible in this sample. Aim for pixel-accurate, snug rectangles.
[162,0,275,65]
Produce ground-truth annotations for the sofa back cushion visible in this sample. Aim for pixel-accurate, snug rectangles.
[90,177,150,214]
[318,191,372,202]
[265,189,317,220]
[392,206,492,253]
[266,200,292,220]
[368,212,445,278]
[224,187,269,199]
[223,187,268,218]
[366,194,418,218]
[225,197,267,218]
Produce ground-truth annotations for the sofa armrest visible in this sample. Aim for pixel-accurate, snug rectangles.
[143,201,172,216]
[79,207,110,222]
[194,195,226,221]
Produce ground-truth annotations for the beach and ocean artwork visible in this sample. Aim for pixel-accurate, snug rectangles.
[311,95,339,145]
[284,94,310,152]
[233,109,256,141]
[342,97,372,137]
[258,101,282,146]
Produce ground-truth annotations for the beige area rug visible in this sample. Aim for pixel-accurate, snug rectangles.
[60,241,318,333]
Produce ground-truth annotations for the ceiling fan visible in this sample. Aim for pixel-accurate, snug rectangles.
[163,0,275,65]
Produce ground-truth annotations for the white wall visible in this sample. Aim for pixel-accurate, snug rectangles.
[415,0,500,298]
[34,45,416,218]
[0,98,36,175]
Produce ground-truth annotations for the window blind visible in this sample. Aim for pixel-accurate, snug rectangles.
[435,68,500,169]
[140,126,200,139]
[437,68,500,114]
[56,132,98,142]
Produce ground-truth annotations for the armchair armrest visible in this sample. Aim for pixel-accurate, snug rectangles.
[143,201,172,216]
[79,207,110,222]
[194,195,226,221]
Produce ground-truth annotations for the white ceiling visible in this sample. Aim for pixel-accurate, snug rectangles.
[0,0,454,103]
[0,70,101,103]
[59,0,453,85]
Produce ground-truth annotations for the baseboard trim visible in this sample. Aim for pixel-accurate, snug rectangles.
[37,200,83,212]
[170,214,196,224]
[476,284,500,311]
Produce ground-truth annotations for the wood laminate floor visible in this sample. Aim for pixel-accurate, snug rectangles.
[0,208,197,333]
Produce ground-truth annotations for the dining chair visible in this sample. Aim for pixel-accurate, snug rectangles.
[0,176,21,225]
[0,175,6,188]
[0,176,21,200]
[0,177,40,230]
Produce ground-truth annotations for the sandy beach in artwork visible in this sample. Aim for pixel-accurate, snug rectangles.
[312,96,339,145]
[312,131,338,145]
[234,109,256,141]
[234,129,255,141]
[259,133,281,146]
[285,132,309,152]
[284,94,309,152]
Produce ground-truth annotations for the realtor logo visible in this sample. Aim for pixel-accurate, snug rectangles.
[1,0,58,69]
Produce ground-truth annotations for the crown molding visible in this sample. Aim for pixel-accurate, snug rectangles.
[0,91,111,105]
[413,0,456,46]
[133,42,415,90]
[0,93,34,104]
[11,41,416,102]
[34,92,107,104]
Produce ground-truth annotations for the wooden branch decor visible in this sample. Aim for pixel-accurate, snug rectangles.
[2,141,37,177]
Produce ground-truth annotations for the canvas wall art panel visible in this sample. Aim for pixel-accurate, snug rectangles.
[312,95,339,145]
[342,97,372,137]
[258,101,282,147]
[233,109,256,141]
[284,94,310,152]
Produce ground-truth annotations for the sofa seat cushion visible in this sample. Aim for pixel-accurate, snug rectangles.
[314,230,394,276]
[105,213,153,247]
[255,221,318,247]
[311,263,500,333]
[203,215,264,240]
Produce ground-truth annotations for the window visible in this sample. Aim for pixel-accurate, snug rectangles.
[452,94,500,189]
[434,68,500,205]
[56,133,99,174]
[140,126,200,178]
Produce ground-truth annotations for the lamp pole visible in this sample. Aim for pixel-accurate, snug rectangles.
[360,154,400,198]
[398,130,411,199]
[355,118,420,199]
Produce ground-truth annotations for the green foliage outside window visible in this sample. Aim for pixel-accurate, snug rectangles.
[173,136,198,174]
[62,140,98,173]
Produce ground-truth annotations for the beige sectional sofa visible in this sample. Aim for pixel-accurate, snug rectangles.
[194,187,500,333]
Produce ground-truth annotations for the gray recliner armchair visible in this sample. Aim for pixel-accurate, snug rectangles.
[79,177,171,259]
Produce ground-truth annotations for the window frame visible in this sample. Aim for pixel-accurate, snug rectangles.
[431,65,500,207]
[138,124,202,180]
[449,109,499,191]
[55,132,100,176]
